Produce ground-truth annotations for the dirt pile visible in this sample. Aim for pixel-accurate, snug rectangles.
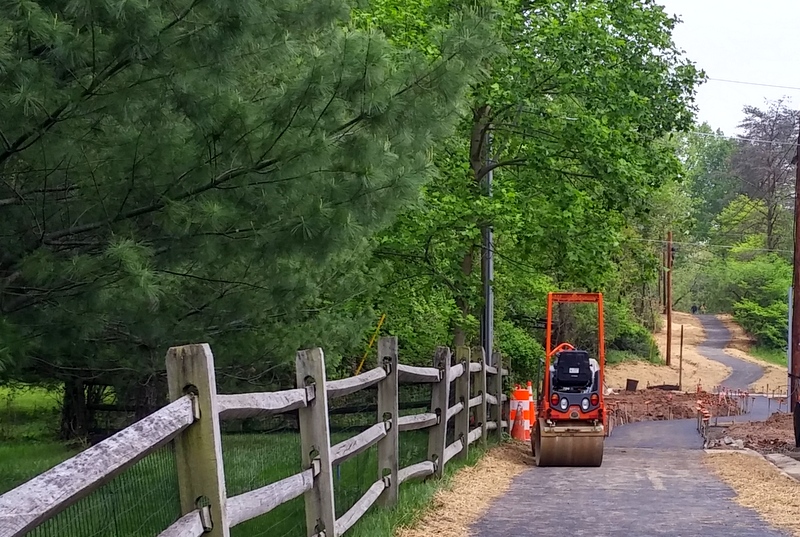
[605,388,743,424]
[725,412,797,453]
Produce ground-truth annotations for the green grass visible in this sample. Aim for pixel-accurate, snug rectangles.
[0,384,62,443]
[0,386,487,537]
[606,348,663,366]
[0,385,61,412]
[749,346,787,367]
[0,442,78,493]
[348,443,492,537]
[2,430,471,537]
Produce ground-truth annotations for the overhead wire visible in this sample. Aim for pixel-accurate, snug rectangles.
[685,130,799,147]
[626,237,793,255]
[706,77,800,92]
[685,75,800,145]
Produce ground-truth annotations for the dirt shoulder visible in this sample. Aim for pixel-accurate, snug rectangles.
[396,441,531,537]
[716,314,787,394]
[723,412,795,453]
[706,451,800,537]
[605,311,731,392]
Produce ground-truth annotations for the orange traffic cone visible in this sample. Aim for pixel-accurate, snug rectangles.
[511,402,526,440]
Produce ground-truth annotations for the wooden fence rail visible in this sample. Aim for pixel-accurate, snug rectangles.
[0,339,508,537]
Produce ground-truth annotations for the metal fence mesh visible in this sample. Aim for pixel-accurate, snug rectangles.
[2,380,438,537]
[26,445,180,537]
[221,415,305,537]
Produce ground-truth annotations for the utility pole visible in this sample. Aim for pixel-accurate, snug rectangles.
[661,245,667,314]
[666,231,672,367]
[480,130,494,367]
[791,126,800,447]
[657,256,663,313]
[679,324,684,391]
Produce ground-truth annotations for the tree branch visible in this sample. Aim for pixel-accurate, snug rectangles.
[474,158,529,182]
[0,1,208,167]
[42,157,279,242]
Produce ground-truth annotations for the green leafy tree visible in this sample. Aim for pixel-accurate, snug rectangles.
[316,0,706,394]
[683,124,739,239]
[369,0,701,364]
[710,195,793,256]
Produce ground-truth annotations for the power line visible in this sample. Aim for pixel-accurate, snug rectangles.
[687,130,800,147]
[706,77,800,92]
[628,237,793,255]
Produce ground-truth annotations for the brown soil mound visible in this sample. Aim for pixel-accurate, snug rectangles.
[726,412,797,453]
[605,388,743,423]
[396,441,531,537]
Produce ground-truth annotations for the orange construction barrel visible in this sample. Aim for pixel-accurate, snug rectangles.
[509,384,532,441]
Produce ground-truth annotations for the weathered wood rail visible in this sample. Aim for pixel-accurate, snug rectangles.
[0,339,508,537]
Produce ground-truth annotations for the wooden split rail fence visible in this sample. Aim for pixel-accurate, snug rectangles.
[0,338,509,537]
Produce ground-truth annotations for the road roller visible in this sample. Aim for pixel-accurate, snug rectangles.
[532,292,606,467]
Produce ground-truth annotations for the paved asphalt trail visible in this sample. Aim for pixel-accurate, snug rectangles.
[471,316,786,537]
[696,314,765,391]
[696,314,776,421]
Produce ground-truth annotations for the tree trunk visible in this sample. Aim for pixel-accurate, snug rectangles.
[635,282,646,319]
[453,104,493,348]
[60,378,89,440]
[454,248,474,347]
[133,377,165,420]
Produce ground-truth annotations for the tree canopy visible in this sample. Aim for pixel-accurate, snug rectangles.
[1,0,719,434]
[673,99,798,351]
[0,0,498,431]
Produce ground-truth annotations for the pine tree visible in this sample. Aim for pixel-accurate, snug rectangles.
[0,0,493,435]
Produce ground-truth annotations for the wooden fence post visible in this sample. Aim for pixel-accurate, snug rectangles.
[474,347,488,447]
[454,345,471,461]
[166,344,230,537]
[377,336,399,507]
[427,346,451,477]
[492,351,504,439]
[296,348,336,537]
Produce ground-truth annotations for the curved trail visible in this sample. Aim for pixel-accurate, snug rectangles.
[696,314,764,390]
[470,315,786,537]
[695,314,774,421]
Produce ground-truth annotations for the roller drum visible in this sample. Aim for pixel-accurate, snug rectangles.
[532,418,604,467]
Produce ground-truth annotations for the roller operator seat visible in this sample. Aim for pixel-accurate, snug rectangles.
[551,350,596,393]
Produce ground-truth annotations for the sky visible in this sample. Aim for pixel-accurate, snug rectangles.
[657,0,800,135]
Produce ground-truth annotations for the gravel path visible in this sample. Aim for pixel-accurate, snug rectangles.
[469,315,786,536]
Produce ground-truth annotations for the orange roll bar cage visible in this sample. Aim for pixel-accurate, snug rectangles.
[543,292,605,411]
[547,342,575,358]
